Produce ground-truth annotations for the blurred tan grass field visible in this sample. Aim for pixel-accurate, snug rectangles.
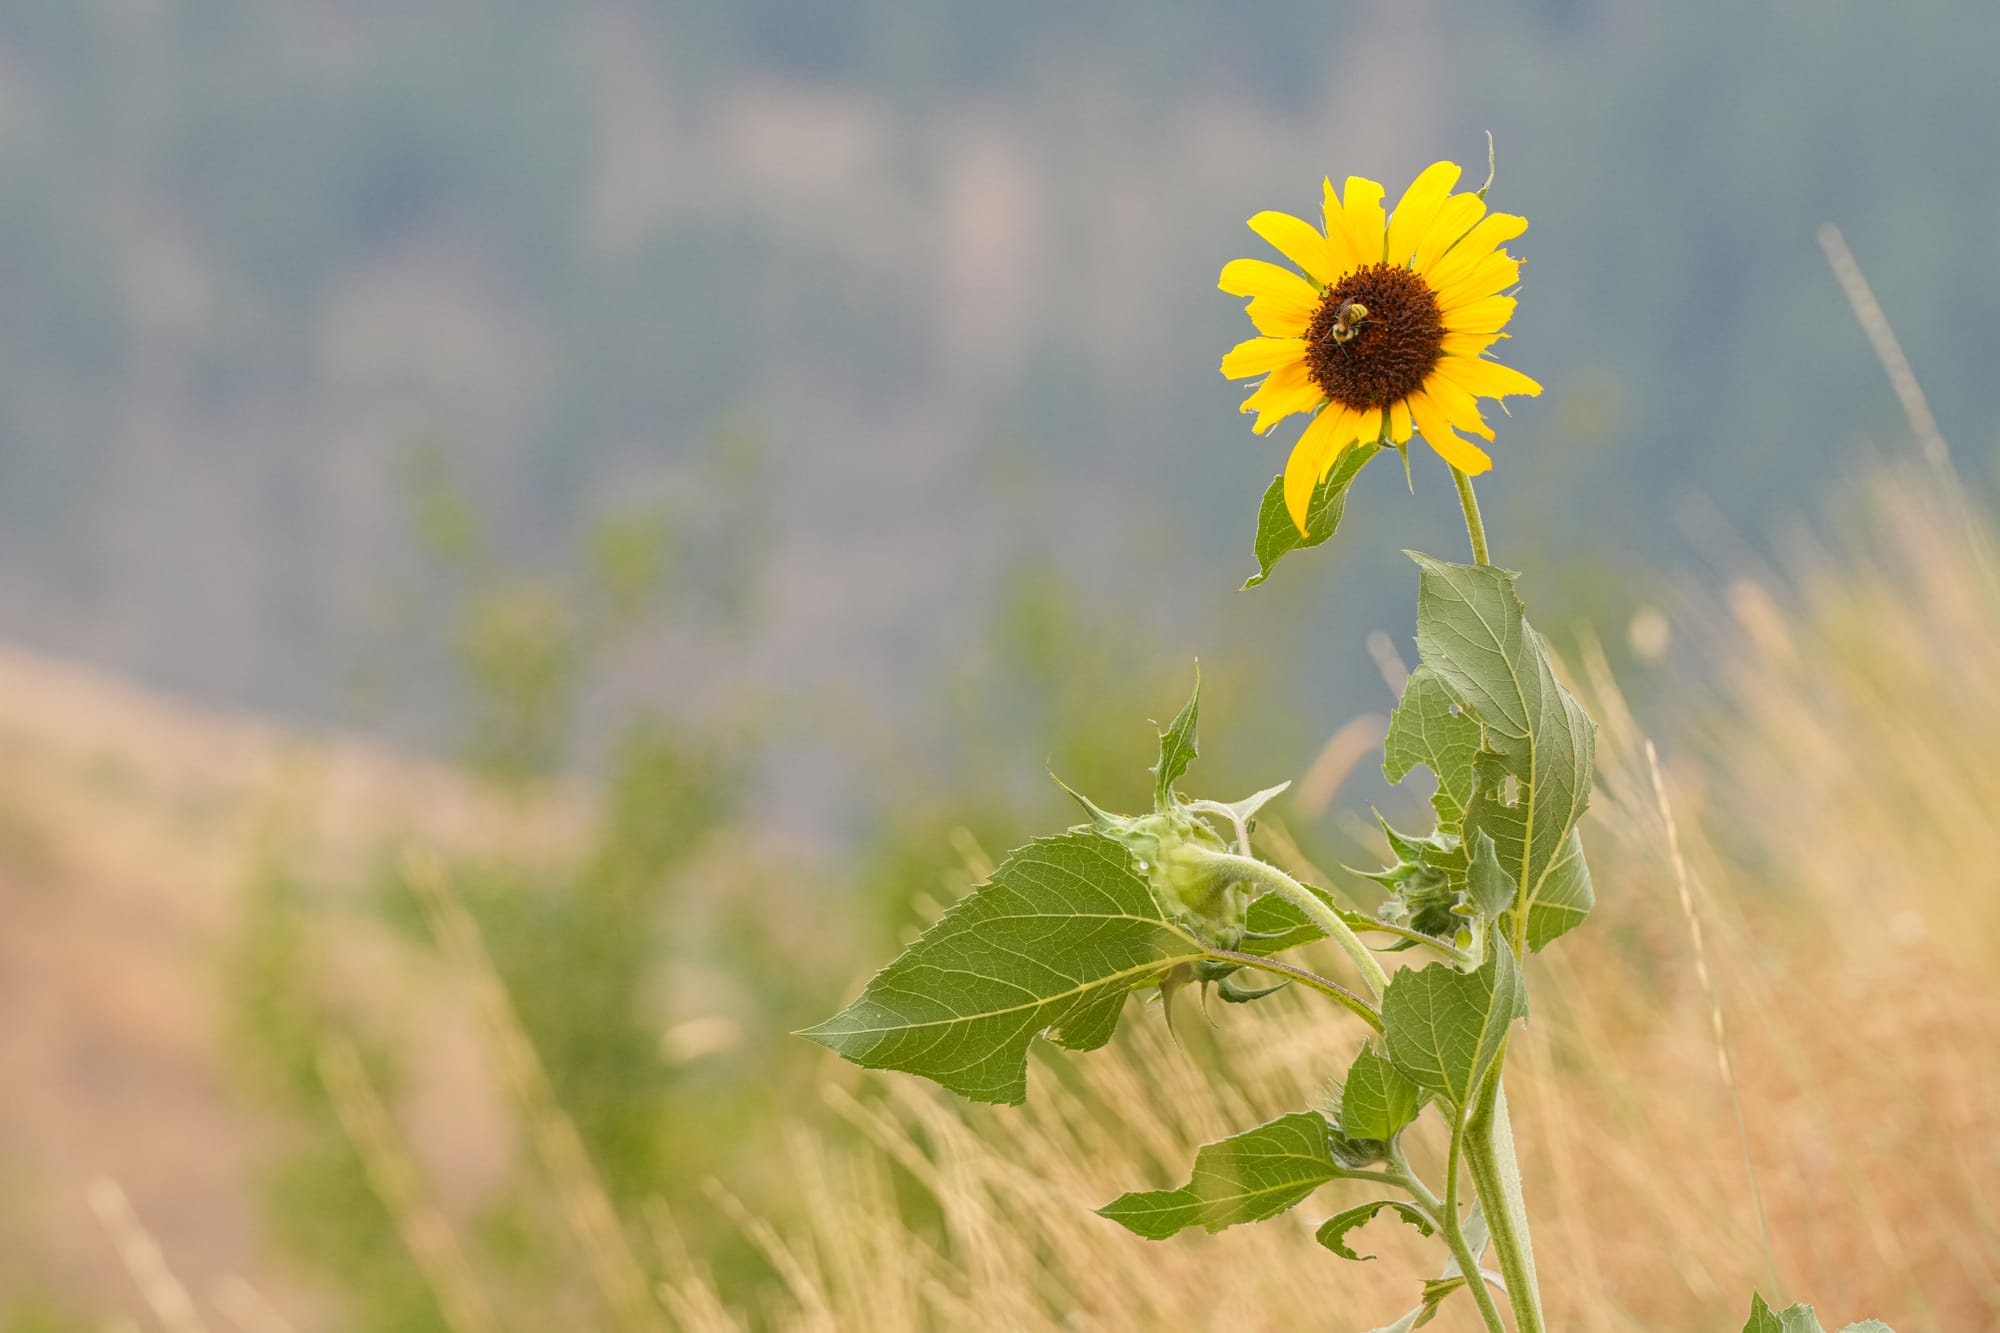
[649,469,2000,1333]
[1,456,1993,1331]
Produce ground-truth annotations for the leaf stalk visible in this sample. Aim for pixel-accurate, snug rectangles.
[1182,847,1392,999]
[1350,915,1479,965]
[1203,948,1382,1032]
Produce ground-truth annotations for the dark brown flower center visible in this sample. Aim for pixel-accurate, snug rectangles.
[1305,262,1445,410]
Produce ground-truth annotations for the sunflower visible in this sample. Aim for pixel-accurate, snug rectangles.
[1218,161,1542,533]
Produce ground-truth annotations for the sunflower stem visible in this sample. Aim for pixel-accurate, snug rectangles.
[1451,466,1492,566]
[1439,1115,1511,1333]
[1465,1051,1546,1333]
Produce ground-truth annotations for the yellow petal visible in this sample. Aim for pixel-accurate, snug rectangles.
[1442,330,1507,358]
[1351,406,1382,444]
[1386,162,1462,266]
[1435,252,1521,310]
[1407,389,1494,474]
[1426,214,1529,290]
[1248,211,1336,286]
[1240,359,1324,434]
[1424,427,1494,475]
[1389,399,1414,444]
[1411,193,1487,273]
[1283,407,1348,533]
[1462,211,1529,254]
[1220,336,1308,380]
[1223,257,1320,337]
[1246,296,1312,337]
[1433,355,1544,401]
[1340,176,1387,267]
[1319,178,1361,274]
[1422,371,1496,440]
[1442,295,1519,335]
[1220,257,1320,305]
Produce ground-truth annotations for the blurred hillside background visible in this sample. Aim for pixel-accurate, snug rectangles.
[1,2,1996,1330]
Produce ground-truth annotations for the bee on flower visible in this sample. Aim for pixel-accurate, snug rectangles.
[1219,159,1542,533]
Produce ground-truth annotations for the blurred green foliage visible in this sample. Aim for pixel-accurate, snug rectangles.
[219,423,1354,1323]
[227,442,759,1325]
[0,1302,92,1333]
[228,854,441,1330]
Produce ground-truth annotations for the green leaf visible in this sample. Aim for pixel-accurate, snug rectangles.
[1382,932,1527,1106]
[1242,444,1380,589]
[1383,665,1483,831]
[1153,668,1201,812]
[1315,1199,1435,1261]
[1340,1045,1422,1141]
[1742,1294,1893,1333]
[1522,826,1593,950]
[800,831,1225,1105]
[1744,1294,1820,1333]
[1098,1112,1340,1238]
[1464,830,1513,920]
[1409,553,1596,952]
[1366,1203,1488,1332]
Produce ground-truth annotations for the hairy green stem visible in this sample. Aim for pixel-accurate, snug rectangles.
[1338,1166,1413,1193]
[1203,948,1381,1032]
[1465,1049,1544,1333]
[1451,467,1492,566]
[1351,916,1477,964]
[1183,848,1391,999]
[1446,464,1541,1329]
[1380,1148,1440,1221]
[1441,1111,1511,1333]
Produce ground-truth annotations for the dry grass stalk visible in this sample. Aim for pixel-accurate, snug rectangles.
[316,1035,499,1333]
[208,1277,298,1333]
[1645,737,1778,1300]
[87,1177,213,1333]
[402,849,670,1333]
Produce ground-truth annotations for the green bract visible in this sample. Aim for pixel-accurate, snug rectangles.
[1061,796,1249,948]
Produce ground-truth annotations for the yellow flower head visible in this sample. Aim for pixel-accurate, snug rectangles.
[1218,162,1542,533]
